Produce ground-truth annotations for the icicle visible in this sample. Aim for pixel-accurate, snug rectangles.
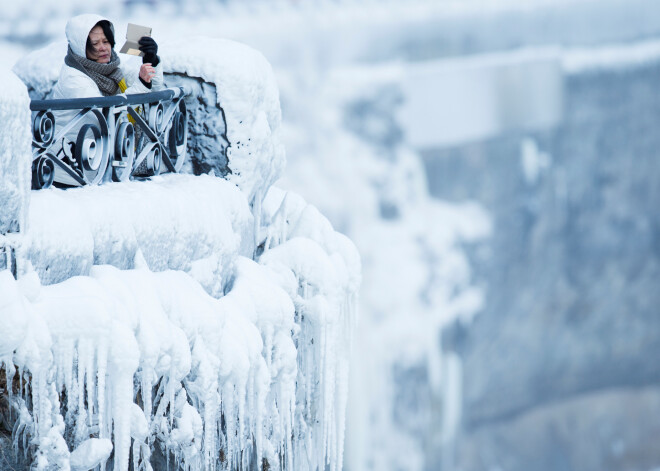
[236,376,248,470]
[112,372,134,471]
[253,188,263,257]
[223,384,236,471]
[75,340,89,445]
[132,437,140,471]
[141,367,153,430]
[32,366,57,468]
[285,386,294,471]
[4,359,16,419]
[280,194,290,245]
[84,339,95,431]
[254,360,269,471]
[320,302,330,468]
[97,340,108,440]
[170,378,177,433]
[62,339,76,433]
[192,342,219,471]
[18,366,23,402]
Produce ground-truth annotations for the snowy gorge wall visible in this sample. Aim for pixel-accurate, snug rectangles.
[0,38,359,471]
[426,44,660,471]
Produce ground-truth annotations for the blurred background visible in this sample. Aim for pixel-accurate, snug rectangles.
[3,1,660,470]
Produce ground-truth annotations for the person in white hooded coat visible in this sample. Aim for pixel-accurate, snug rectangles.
[52,13,164,103]
[51,13,164,142]
[49,14,165,184]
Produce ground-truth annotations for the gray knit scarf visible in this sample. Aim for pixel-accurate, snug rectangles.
[64,46,124,96]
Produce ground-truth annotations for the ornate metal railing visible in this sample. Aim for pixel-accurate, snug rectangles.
[30,87,188,189]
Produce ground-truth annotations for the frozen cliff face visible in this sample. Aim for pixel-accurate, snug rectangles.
[0,36,359,471]
[424,42,660,471]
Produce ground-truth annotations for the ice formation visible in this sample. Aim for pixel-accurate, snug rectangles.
[0,36,359,471]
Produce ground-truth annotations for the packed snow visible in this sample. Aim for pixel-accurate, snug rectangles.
[24,175,253,290]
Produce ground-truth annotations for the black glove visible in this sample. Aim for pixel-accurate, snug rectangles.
[139,36,159,67]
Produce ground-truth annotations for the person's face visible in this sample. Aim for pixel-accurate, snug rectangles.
[87,25,111,63]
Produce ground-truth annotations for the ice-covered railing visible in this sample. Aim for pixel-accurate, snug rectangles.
[30,87,188,189]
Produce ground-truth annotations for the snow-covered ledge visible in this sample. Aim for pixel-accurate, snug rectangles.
[1,38,360,471]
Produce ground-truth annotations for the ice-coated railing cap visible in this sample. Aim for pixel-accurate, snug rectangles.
[30,87,183,111]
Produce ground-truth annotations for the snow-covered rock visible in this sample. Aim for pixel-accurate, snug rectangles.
[163,37,285,207]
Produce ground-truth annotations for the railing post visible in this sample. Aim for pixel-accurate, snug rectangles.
[103,104,117,183]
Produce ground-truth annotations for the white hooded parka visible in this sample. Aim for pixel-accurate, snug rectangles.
[52,13,164,102]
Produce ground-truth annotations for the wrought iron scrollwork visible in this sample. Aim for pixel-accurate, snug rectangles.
[29,87,189,190]
[32,111,55,147]
[113,121,135,182]
[134,140,162,177]
[148,102,165,134]
[31,155,55,189]
[169,100,188,172]
[75,109,109,185]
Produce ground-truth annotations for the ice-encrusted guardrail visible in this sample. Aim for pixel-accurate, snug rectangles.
[30,87,188,189]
